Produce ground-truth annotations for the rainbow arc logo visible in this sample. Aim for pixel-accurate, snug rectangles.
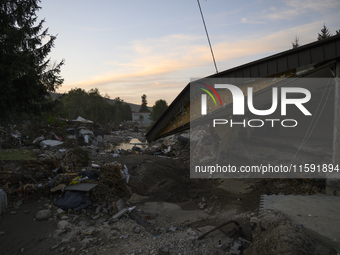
[197,82,222,115]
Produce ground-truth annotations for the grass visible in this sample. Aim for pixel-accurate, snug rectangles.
[0,149,37,160]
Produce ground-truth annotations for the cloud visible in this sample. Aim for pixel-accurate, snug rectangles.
[58,20,331,105]
[241,17,265,24]
[262,0,340,21]
[72,26,126,32]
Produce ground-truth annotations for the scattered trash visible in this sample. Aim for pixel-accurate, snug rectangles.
[64,183,98,192]
[40,140,64,148]
[54,191,92,211]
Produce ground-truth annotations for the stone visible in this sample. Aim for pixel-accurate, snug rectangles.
[69,247,76,253]
[51,245,59,250]
[158,247,170,255]
[128,193,149,204]
[35,209,52,220]
[10,211,16,215]
[274,182,286,189]
[249,217,258,225]
[158,227,166,232]
[61,216,68,220]
[57,208,65,214]
[169,226,176,232]
[91,215,100,220]
[134,227,141,234]
[57,220,72,229]
[95,205,102,215]
[218,244,227,251]
[88,220,96,226]
[259,219,269,230]
[186,228,197,237]
[198,203,206,209]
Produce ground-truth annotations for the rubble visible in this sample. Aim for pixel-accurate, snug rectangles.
[0,118,335,254]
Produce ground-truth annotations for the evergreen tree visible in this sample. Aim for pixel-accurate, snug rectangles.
[0,0,64,120]
[139,94,150,112]
[317,23,332,40]
[291,36,299,49]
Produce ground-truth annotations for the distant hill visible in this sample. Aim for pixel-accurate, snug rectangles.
[104,98,152,112]
[50,92,152,112]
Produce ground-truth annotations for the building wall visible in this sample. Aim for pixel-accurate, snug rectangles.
[132,112,152,125]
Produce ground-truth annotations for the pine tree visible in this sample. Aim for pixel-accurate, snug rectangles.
[139,94,150,112]
[0,0,64,119]
[291,36,299,49]
[317,23,332,40]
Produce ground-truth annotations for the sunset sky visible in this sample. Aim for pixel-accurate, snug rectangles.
[38,0,340,106]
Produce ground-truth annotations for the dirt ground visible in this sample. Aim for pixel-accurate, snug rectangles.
[0,152,338,255]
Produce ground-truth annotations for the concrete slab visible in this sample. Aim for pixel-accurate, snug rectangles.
[64,183,97,192]
[260,194,340,244]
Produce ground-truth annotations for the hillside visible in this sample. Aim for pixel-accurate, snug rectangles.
[50,92,152,112]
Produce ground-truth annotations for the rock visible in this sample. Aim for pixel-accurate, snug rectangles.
[169,226,176,232]
[57,208,65,214]
[258,219,269,230]
[69,247,76,253]
[80,238,91,249]
[10,211,16,215]
[61,216,68,220]
[60,247,66,252]
[250,217,258,225]
[51,245,59,250]
[16,200,23,206]
[186,228,197,237]
[134,227,141,234]
[218,244,227,251]
[88,220,96,226]
[53,229,66,237]
[35,209,52,220]
[61,238,70,243]
[273,182,286,189]
[230,250,241,255]
[128,193,149,204]
[158,227,166,233]
[95,205,102,215]
[158,247,170,255]
[91,215,100,220]
[150,250,155,254]
[198,202,206,209]
[111,230,120,236]
[20,248,24,253]
[197,226,226,239]
[57,220,72,229]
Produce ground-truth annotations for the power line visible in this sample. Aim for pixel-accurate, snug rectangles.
[197,0,218,73]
